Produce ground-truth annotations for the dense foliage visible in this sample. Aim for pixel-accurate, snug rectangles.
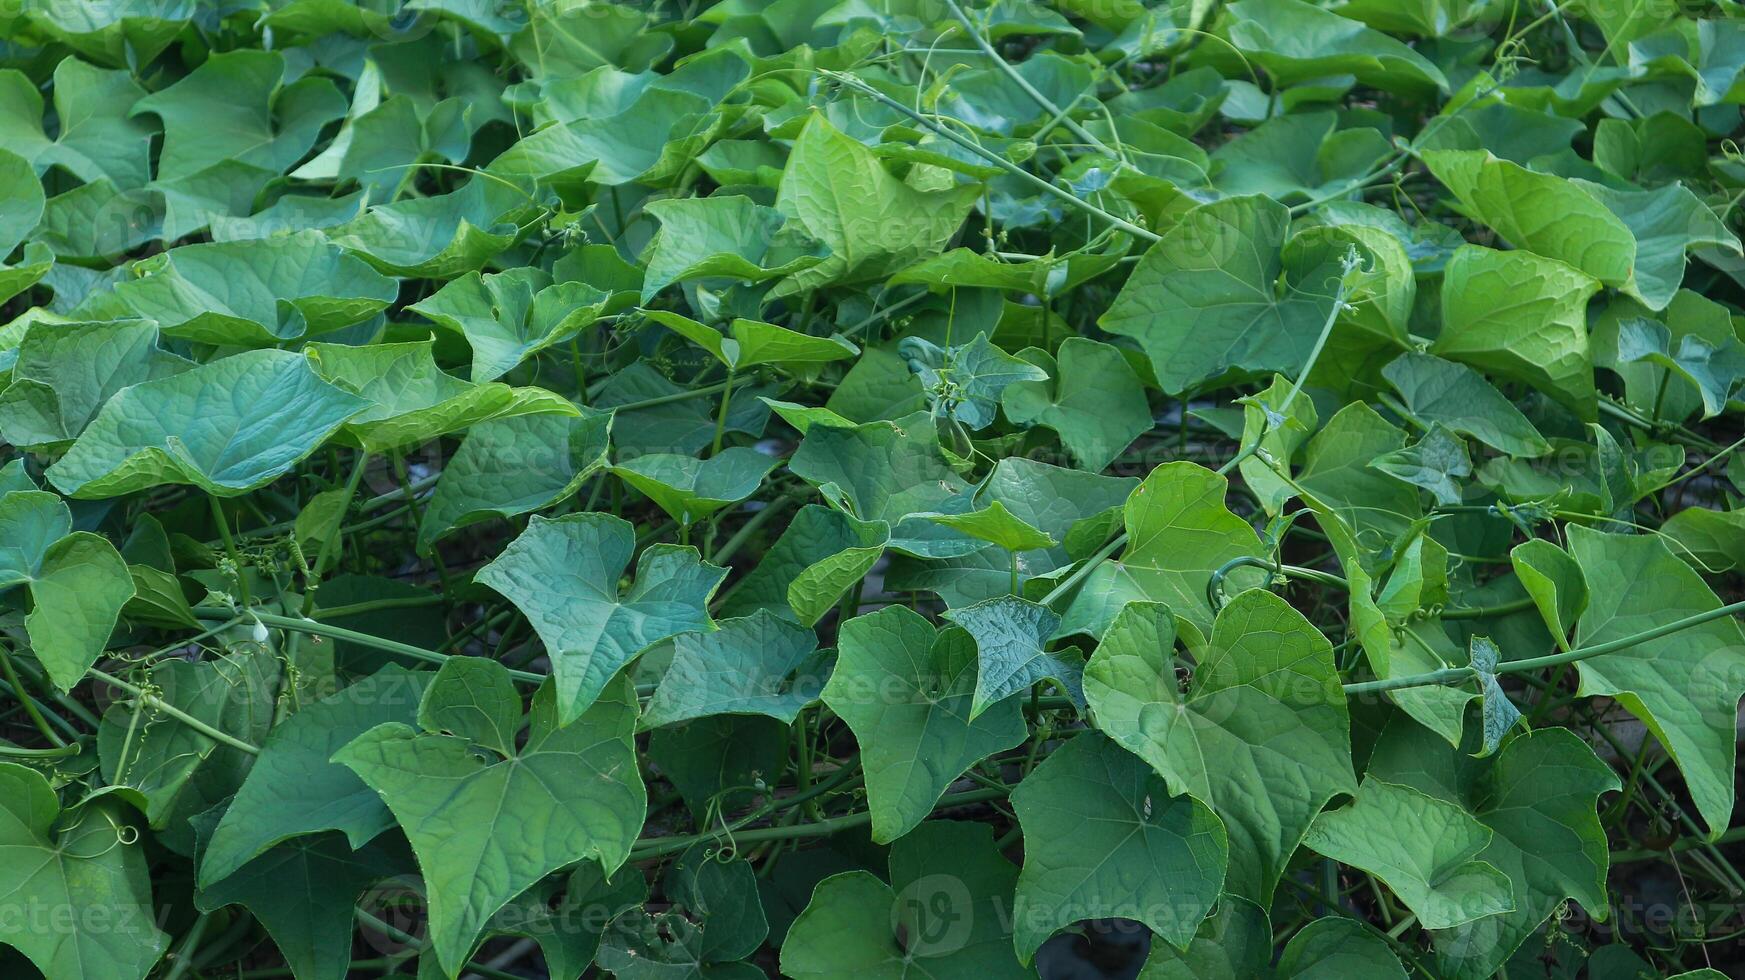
[4,0,1745,977]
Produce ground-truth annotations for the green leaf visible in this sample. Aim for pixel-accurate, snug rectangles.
[1434,244,1600,420]
[0,148,44,260]
[772,112,979,294]
[1581,181,1740,311]
[329,178,530,277]
[114,232,398,346]
[417,409,612,553]
[825,605,1028,842]
[600,852,768,978]
[900,331,1050,431]
[1381,352,1552,457]
[0,764,169,980]
[1304,778,1514,930]
[0,490,133,689]
[1009,731,1228,960]
[787,414,977,557]
[46,348,368,498]
[1062,461,1265,639]
[1276,918,1406,979]
[1236,373,1319,515]
[334,665,645,976]
[1369,423,1471,506]
[646,310,860,371]
[1298,403,1423,548]
[200,666,433,890]
[1224,0,1448,91]
[419,655,523,757]
[22,0,194,67]
[196,832,405,980]
[1567,525,1745,837]
[1101,195,1342,395]
[1614,316,1745,419]
[922,500,1057,553]
[1085,590,1355,903]
[1422,150,1634,290]
[781,821,1033,978]
[0,319,191,450]
[1001,337,1152,472]
[130,50,345,180]
[1368,721,1618,979]
[306,339,577,453]
[648,715,788,828]
[1661,506,1745,573]
[943,595,1084,716]
[1135,897,1271,979]
[0,57,153,189]
[407,268,613,382]
[1509,538,1588,650]
[1467,636,1523,758]
[475,512,726,724]
[611,448,778,524]
[642,610,831,728]
[641,195,830,300]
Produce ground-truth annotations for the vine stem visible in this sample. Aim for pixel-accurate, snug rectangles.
[88,667,261,755]
[1343,598,1745,695]
[819,70,1162,244]
[0,641,65,747]
[630,786,1007,859]
[191,609,547,687]
[940,0,1113,156]
[302,452,372,614]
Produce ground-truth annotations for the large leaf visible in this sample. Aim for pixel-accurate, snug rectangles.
[1567,525,1745,837]
[114,233,397,346]
[943,595,1085,716]
[0,764,169,980]
[1434,244,1600,420]
[1381,352,1551,457]
[1303,778,1514,930]
[475,512,726,724]
[334,663,645,976]
[306,339,576,452]
[0,319,190,450]
[0,57,154,188]
[130,49,345,180]
[641,194,830,300]
[46,349,368,498]
[417,409,612,553]
[1000,337,1152,471]
[1061,461,1265,640]
[1085,590,1355,903]
[641,610,832,728]
[407,268,613,382]
[1224,0,1448,91]
[781,821,1033,978]
[198,666,433,889]
[787,414,978,557]
[1009,731,1227,960]
[0,490,133,689]
[1368,721,1618,979]
[825,605,1028,842]
[773,113,980,294]
[1101,195,1342,395]
[610,447,779,524]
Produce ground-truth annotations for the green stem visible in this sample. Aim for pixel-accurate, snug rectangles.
[89,668,261,755]
[303,452,372,614]
[0,642,65,747]
[209,495,251,607]
[821,70,1161,243]
[1343,598,1745,695]
[711,367,737,457]
[941,0,1112,156]
[630,786,1008,859]
[193,610,547,687]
